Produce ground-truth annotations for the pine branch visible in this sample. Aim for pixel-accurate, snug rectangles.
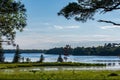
[98,20,120,26]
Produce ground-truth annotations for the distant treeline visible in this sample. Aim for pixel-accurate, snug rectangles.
[4,43,120,56]
[46,43,120,56]
[4,49,47,53]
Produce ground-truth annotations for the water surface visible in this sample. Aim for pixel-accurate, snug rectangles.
[4,53,120,64]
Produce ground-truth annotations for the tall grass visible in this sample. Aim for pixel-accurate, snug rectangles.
[0,62,105,69]
[0,70,120,80]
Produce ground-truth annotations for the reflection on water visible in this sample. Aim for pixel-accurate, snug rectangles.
[1,69,14,74]
[4,53,120,63]
[2,53,120,73]
[1,65,120,73]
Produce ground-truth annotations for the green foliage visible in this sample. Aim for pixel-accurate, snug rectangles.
[57,54,63,62]
[46,47,64,54]
[0,62,105,69]
[108,73,118,77]
[26,58,31,62]
[0,38,4,63]
[0,0,26,42]
[0,70,120,79]
[12,45,21,63]
[39,54,44,63]
[46,43,120,56]
[58,0,120,25]
[4,49,47,53]
[0,48,4,63]
[0,0,26,63]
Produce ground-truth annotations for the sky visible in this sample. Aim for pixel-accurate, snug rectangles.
[3,0,120,49]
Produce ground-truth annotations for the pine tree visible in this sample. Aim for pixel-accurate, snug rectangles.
[13,45,21,63]
[58,0,120,26]
[39,54,44,63]
[0,41,4,63]
[57,54,63,62]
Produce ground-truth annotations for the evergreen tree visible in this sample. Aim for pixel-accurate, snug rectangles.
[58,0,120,26]
[57,54,63,62]
[26,58,31,62]
[21,57,24,62]
[0,39,4,63]
[39,54,44,63]
[13,45,21,63]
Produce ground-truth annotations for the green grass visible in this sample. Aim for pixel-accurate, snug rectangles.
[0,70,120,80]
[0,62,105,69]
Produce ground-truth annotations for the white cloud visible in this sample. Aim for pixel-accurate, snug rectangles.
[54,25,63,29]
[23,28,29,31]
[43,22,51,26]
[100,26,120,29]
[54,25,80,30]
[3,33,120,49]
[92,35,110,37]
[58,34,118,42]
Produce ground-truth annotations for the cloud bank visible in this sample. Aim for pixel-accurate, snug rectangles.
[54,25,80,30]
[100,26,120,29]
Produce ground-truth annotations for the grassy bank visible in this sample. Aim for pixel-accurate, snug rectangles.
[0,70,120,80]
[0,62,105,69]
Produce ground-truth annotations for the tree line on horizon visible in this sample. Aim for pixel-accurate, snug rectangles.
[0,44,45,63]
[1,43,120,63]
[0,0,120,63]
[46,43,120,56]
[3,43,120,56]
[4,49,46,53]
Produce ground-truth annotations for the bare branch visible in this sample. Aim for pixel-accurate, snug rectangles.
[98,20,120,26]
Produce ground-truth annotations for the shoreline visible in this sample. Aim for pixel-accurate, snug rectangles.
[0,62,105,69]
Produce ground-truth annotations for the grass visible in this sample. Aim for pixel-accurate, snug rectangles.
[0,70,120,80]
[0,62,105,69]
[0,62,108,79]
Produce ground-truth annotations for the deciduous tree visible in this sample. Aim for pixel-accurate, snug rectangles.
[0,0,26,41]
[0,0,26,62]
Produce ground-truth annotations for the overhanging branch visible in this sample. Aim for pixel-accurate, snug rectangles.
[98,20,120,26]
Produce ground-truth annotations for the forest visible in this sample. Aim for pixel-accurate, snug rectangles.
[4,49,46,53]
[46,43,120,56]
[4,43,120,56]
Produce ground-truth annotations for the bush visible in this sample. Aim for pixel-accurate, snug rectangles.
[108,73,118,77]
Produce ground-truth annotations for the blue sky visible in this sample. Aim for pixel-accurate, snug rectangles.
[4,0,120,49]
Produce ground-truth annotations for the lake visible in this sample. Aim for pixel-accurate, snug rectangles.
[1,66,120,73]
[2,53,120,71]
[4,53,120,64]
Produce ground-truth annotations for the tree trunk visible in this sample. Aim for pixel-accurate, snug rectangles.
[0,37,4,63]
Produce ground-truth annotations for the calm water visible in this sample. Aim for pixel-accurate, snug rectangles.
[4,53,120,64]
[1,66,120,73]
[2,53,120,72]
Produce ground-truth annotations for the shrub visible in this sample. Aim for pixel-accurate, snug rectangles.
[108,73,118,77]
